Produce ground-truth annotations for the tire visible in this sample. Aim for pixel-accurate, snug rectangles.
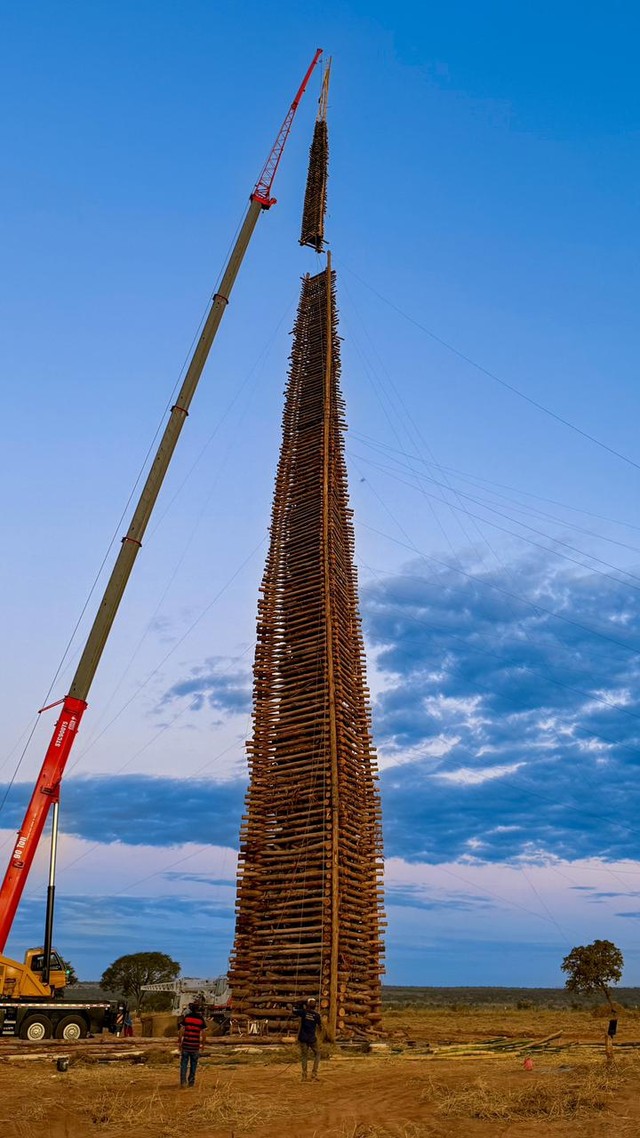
[20,1014,53,1041]
[55,1015,87,1041]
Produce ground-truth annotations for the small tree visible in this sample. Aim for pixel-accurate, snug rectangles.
[60,958,78,986]
[100,951,180,1013]
[561,939,623,1013]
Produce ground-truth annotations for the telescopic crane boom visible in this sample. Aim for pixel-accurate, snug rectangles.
[0,48,322,955]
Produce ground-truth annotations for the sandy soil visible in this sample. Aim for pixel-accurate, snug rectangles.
[1,1010,639,1138]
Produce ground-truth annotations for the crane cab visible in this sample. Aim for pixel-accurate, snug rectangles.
[0,947,64,999]
[24,948,67,995]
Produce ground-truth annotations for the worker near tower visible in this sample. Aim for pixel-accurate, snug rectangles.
[292,997,322,1081]
[178,1001,207,1088]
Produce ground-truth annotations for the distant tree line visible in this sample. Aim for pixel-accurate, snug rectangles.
[383,940,629,1012]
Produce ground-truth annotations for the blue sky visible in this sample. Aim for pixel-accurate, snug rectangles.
[1,2,640,986]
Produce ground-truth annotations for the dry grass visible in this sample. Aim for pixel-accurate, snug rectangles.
[421,1060,626,1120]
[382,1005,640,1044]
[81,1077,281,1133]
[334,1126,428,1138]
[7,1068,285,1137]
[6,1026,640,1138]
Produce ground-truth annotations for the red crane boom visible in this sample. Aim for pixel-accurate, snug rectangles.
[252,47,322,208]
[0,48,322,954]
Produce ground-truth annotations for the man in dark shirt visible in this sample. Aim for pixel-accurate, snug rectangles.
[292,997,322,1081]
[178,1002,207,1087]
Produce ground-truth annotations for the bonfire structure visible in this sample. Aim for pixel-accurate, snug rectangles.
[229,64,385,1039]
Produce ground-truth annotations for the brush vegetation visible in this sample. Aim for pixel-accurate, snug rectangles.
[422,1061,625,1120]
[382,984,640,1010]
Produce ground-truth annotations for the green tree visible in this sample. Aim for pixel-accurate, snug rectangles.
[100,951,180,1013]
[561,939,623,1013]
[60,958,78,986]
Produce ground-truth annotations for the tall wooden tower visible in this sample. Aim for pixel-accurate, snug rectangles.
[229,63,384,1039]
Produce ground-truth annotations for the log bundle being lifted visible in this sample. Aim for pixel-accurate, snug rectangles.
[299,120,328,252]
[299,59,331,252]
[229,261,385,1039]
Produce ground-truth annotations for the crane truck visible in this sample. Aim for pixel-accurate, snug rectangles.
[142,975,231,1028]
[0,946,123,1040]
[0,51,322,1042]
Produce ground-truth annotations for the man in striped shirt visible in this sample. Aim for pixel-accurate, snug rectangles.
[178,1002,207,1087]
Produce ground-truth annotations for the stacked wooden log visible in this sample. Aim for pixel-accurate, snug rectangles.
[299,118,328,252]
[229,265,385,1038]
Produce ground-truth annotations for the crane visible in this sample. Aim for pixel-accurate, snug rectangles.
[0,48,323,976]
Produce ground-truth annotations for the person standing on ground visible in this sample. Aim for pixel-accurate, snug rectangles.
[123,1010,133,1037]
[292,997,322,1081]
[178,1001,207,1088]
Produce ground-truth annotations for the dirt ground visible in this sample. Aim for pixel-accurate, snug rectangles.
[2,1009,640,1138]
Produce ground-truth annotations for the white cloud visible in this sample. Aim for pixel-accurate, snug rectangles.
[378,735,459,771]
[435,762,525,786]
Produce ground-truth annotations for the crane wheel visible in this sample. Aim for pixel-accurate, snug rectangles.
[20,1014,53,1041]
[55,1015,87,1040]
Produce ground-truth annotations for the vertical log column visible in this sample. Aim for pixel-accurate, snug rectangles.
[323,252,340,1040]
[229,266,385,1037]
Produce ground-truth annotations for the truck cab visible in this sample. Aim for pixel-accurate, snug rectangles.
[24,948,67,994]
[0,947,67,999]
